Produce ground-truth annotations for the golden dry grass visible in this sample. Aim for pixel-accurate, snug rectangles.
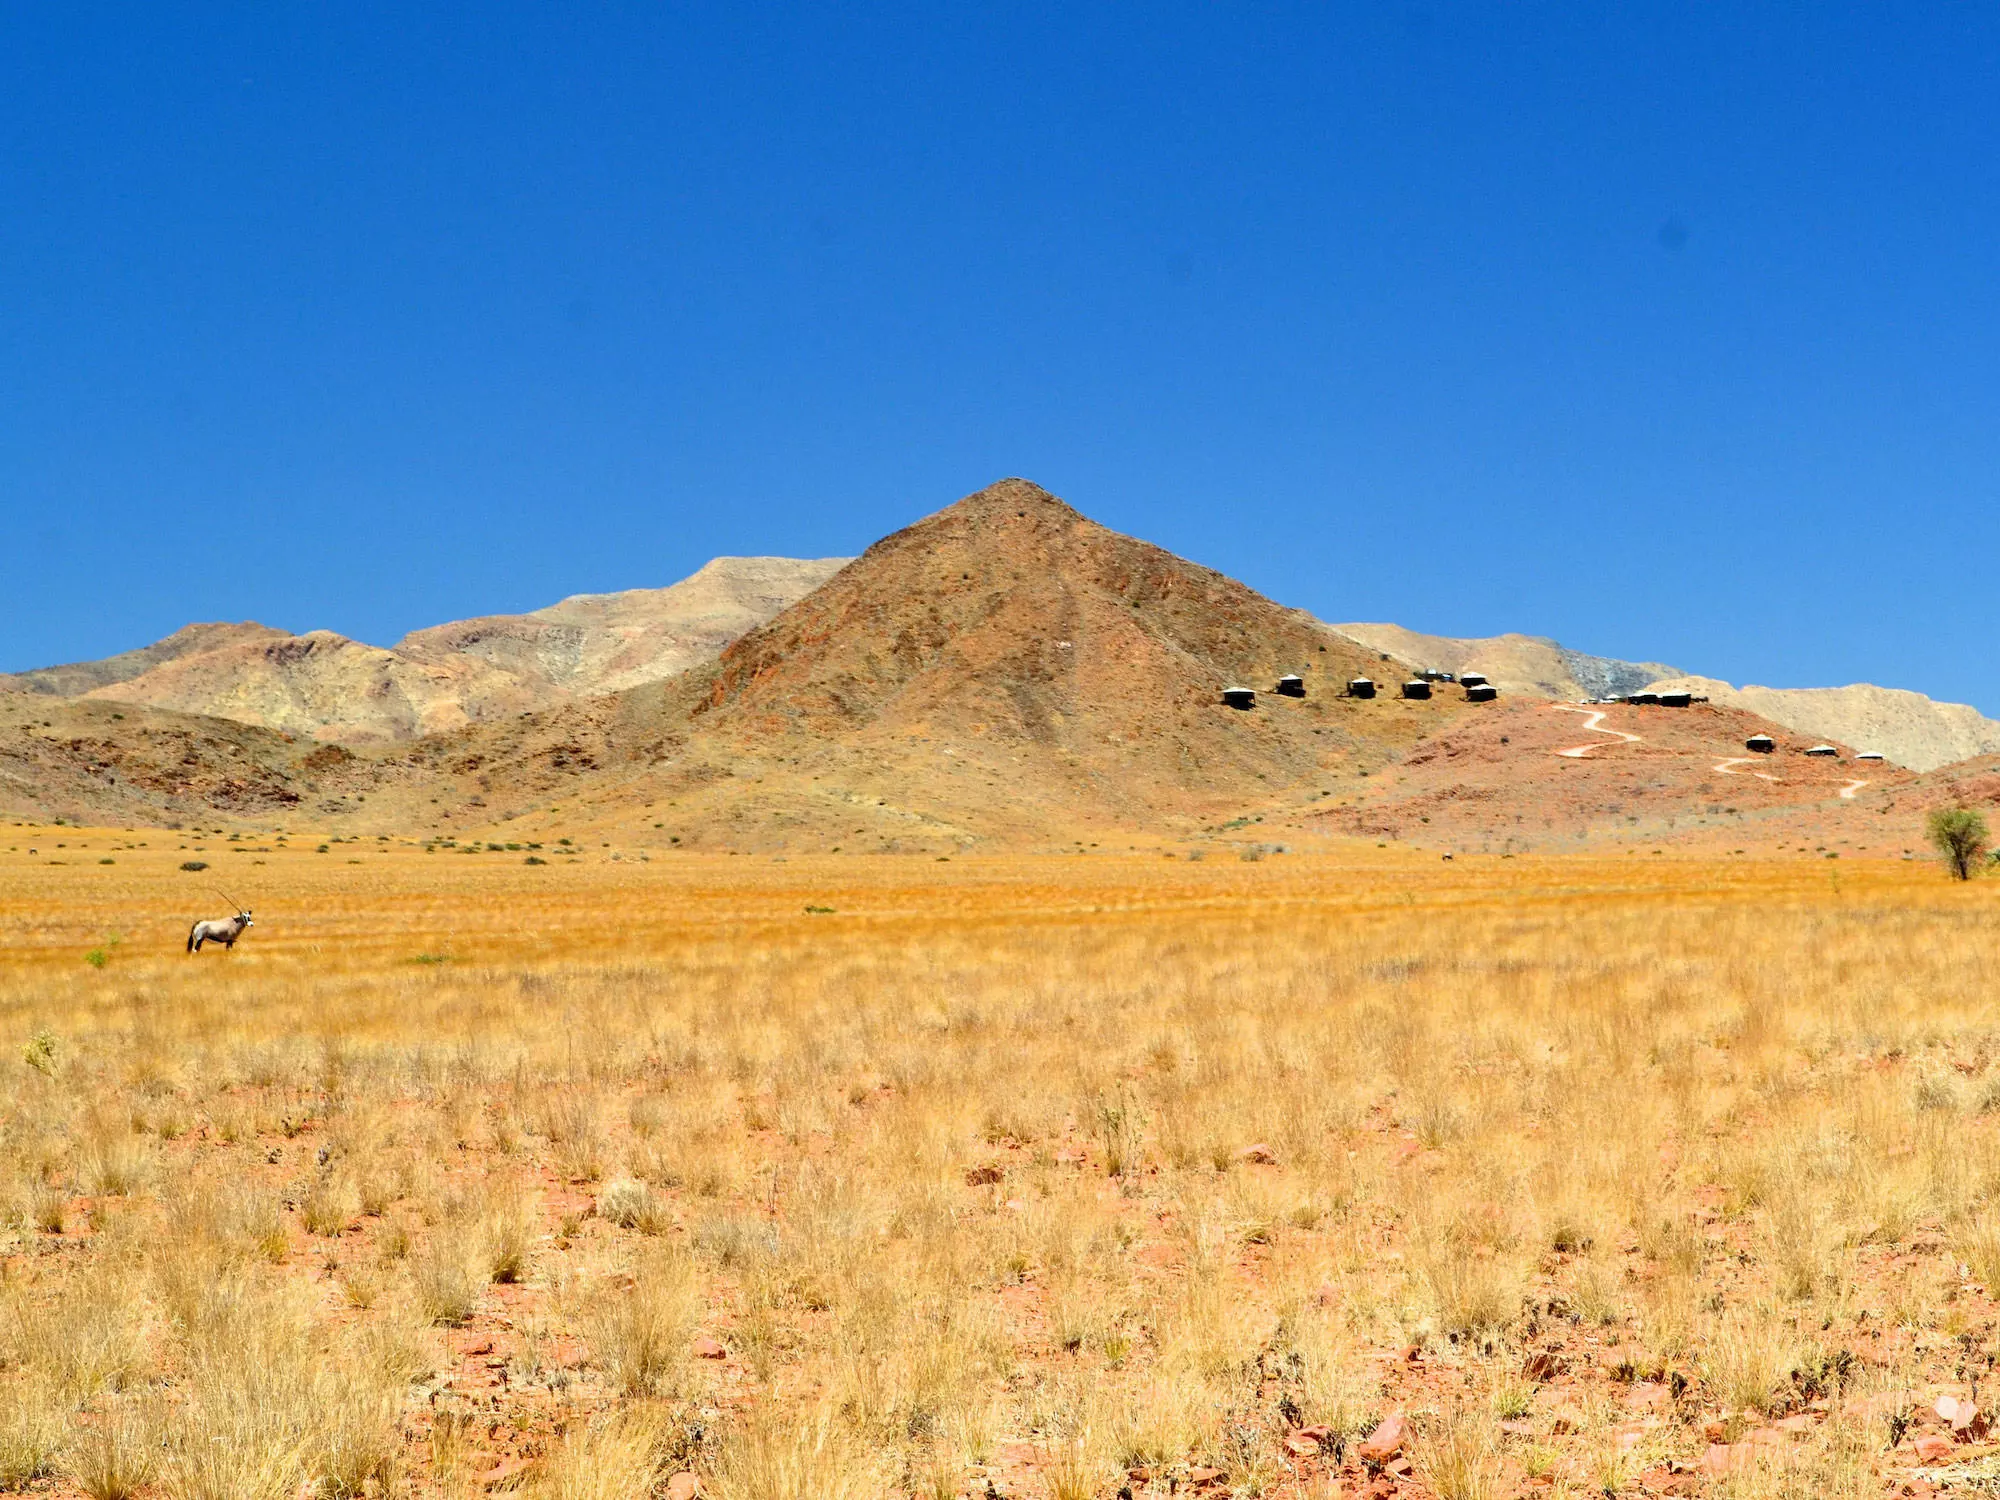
[1,828,1998,1497]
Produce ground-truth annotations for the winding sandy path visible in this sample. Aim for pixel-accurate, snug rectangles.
[1713,756,1780,783]
[1839,779,1868,800]
[1551,704,1642,758]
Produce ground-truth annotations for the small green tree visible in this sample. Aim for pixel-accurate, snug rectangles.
[1927,805,1990,881]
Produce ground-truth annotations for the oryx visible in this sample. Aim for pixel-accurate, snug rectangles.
[187,892,254,953]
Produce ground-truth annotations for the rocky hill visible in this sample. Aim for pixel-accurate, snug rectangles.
[1328,623,1675,702]
[0,688,371,826]
[1296,695,1919,856]
[411,479,1471,849]
[0,557,848,746]
[1640,676,2000,774]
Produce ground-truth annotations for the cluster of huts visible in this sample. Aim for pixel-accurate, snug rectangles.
[1221,671,1498,709]
[1742,733,1882,760]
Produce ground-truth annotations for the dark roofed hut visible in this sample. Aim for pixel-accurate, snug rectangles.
[1222,686,1256,710]
[1401,680,1432,700]
[1459,672,1489,689]
[1275,674,1306,697]
[1347,678,1376,699]
[1659,690,1692,708]
[1631,691,1660,706]
[1745,734,1776,753]
[1465,683,1498,703]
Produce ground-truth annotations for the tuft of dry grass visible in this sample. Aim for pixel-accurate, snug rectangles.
[583,1250,698,1397]
[66,1394,155,1500]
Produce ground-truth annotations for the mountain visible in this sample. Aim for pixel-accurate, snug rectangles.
[9,480,1995,855]
[1328,623,1676,702]
[393,556,852,696]
[0,557,849,746]
[1639,676,2000,774]
[407,478,1471,849]
[0,621,291,698]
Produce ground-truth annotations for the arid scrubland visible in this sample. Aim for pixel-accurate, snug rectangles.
[3,839,2000,1498]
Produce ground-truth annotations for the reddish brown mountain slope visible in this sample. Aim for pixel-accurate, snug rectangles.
[413,478,1469,848]
[1295,697,1924,856]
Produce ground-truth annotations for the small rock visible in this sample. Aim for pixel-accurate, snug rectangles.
[1914,1433,1955,1463]
[480,1457,531,1489]
[1701,1420,1729,1443]
[1523,1350,1564,1381]
[691,1337,727,1360]
[1284,1433,1319,1457]
[1187,1466,1226,1486]
[1498,1419,1535,1437]
[1357,1412,1406,1464]
[1937,1396,1982,1433]
[964,1163,1004,1186]
[666,1474,699,1500]
[1236,1143,1278,1165]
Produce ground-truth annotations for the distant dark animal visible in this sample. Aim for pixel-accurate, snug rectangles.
[187,898,254,954]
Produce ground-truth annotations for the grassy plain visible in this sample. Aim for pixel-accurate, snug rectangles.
[2,831,1999,1498]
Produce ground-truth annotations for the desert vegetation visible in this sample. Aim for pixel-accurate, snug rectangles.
[2,839,1999,1497]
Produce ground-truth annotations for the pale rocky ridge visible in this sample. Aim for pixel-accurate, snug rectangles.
[0,621,291,698]
[1331,621,2000,773]
[1640,676,2000,774]
[2,556,850,745]
[397,556,851,695]
[1327,622,1675,702]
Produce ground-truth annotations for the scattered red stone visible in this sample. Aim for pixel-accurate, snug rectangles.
[1357,1412,1406,1465]
[665,1474,699,1500]
[691,1337,728,1360]
[1914,1434,1955,1463]
[478,1456,531,1489]
[964,1163,1004,1185]
[1186,1466,1226,1486]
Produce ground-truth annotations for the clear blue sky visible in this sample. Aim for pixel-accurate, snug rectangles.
[6,6,2000,709]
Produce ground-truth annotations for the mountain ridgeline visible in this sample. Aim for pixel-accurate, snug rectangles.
[4,477,1998,845]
